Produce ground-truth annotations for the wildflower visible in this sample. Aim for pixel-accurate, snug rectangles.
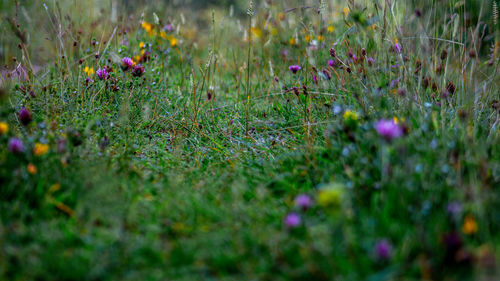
[139,42,145,49]
[294,194,313,210]
[446,201,462,216]
[168,36,178,47]
[312,75,318,84]
[393,39,402,54]
[329,47,336,57]
[289,65,301,74]
[289,37,296,45]
[18,107,32,126]
[0,121,8,135]
[343,7,350,16]
[132,64,145,77]
[343,110,358,121]
[375,119,403,140]
[83,66,95,76]
[34,143,49,156]
[374,239,392,260]
[328,59,336,67]
[27,163,37,174]
[322,69,331,80]
[318,183,344,208]
[317,35,325,41]
[304,35,312,43]
[96,68,109,80]
[367,57,375,66]
[284,212,301,228]
[141,21,154,36]
[163,24,173,32]
[327,25,335,33]
[462,215,478,235]
[160,30,167,39]
[121,57,134,71]
[8,138,24,153]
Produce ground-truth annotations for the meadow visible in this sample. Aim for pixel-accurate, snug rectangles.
[0,0,499,280]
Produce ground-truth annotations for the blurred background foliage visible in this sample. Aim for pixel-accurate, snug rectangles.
[1,0,498,64]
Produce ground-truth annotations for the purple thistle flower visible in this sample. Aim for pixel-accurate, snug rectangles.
[289,65,301,74]
[374,239,392,260]
[312,75,318,84]
[132,64,145,77]
[8,138,24,153]
[367,57,375,66]
[284,213,301,228]
[18,107,32,126]
[294,194,313,210]
[329,47,336,57]
[121,57,134,71]
[328,59,336,67]
[96,68,109,80]
[393,43,402,54]
[375,119,403,140]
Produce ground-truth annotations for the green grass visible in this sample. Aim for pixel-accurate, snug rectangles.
[1,0,499,280]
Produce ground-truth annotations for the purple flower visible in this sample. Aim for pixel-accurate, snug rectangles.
[393,43,402,54]
[132,64,145,77]
[374,239,392,260]
[281,49,289,57]
[294,194,313,210]
[284,213,301,228]
[447,201,462,216]
[367,57,375,66]
[328,59,336,67]
[375,119,403,140]
[121,57,134,71]
[289,65,301,74]
[8,138,24,153]
[18,107,32,126]
[164,24,173,32]
[312,75,318,84]
[329,47,336,57]
[96,68,109,80]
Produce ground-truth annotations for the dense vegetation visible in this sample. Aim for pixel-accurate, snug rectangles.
[1,0,499,280]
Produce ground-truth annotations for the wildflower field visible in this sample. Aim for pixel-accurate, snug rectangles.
[1,0,499,279]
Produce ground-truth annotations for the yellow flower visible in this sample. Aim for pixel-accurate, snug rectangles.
[34,143,49,156]
[0,122,9,135]
[462,215,478,235]
[304,34,312,43]
[141,21,153,33]
[343,7,350,16]
[289,37,296,45]
[160,30,167,39]
[343,110,359,121]
[169,36,178,47]
[27,163,37,174]
[317,35,325,41]
[251,27,262,38]
[327,26,335,33]
[318,183,344,208]
[84,66,94,76]
[140,49,146,55]
[134,55,142,63]
[393,117,405,124]
[270,27,278,36]
[139,41,145,49]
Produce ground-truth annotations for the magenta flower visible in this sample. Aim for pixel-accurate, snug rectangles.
[132,64,145,77]
[294,194,313,210]
[284,213,301,228]
[289,65,301,74]
[374,239,392,260]
[121,57,134,71]
[375,119,403,140]
[8,138,24,153]
[96,68,109,80]
[393,43,402,54]
[367,57,375,66]
[18,107,32,126]
[328,59,336,67]
[312,75,318,84]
